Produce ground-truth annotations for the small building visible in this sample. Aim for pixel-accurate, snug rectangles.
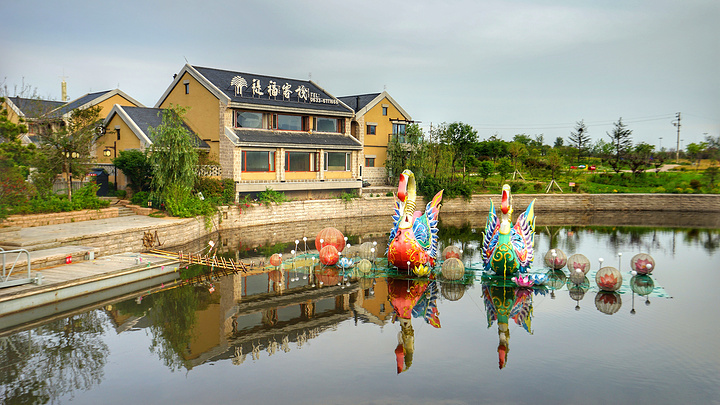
[338,92,413,185]
[97,105,210,190]
[155,64,363,200]
[1,96,65,144]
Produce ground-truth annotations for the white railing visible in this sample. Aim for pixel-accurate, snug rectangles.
[0,248,42,288]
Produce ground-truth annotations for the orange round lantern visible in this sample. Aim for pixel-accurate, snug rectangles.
[319,245,339,266]
[315,227,346,252]
[442,246,462,260]
[269,253,282,267]
[269,269,283,282]
[315,267,341,285]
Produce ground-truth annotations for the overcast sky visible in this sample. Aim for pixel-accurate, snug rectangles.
[1,0,718,149]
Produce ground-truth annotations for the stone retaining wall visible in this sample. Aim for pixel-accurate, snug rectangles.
[9,194,719,258]
[3,207,119,228]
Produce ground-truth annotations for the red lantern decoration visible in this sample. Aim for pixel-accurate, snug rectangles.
[315,227,345,252]
[269,270,283,282]
[315,267,341,285]
[269,253,282,267]
[319,245,339,266]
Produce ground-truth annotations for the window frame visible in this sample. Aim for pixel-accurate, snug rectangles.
[242,150,276,172]
[285,151,319,172]
[324,151,351,171]
[235,110,264,129]
[367,124,376,135]
[365,157,375,167]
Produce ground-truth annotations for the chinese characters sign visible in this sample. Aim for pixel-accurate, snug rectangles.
[230,75,338,105]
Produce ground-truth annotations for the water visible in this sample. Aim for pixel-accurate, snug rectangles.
[1,217,719,405]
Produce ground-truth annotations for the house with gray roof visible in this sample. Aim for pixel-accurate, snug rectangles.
[155,64,364,199]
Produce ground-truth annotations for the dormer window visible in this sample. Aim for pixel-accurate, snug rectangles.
[183,80,190,94]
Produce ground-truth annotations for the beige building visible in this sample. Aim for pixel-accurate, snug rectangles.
[338,92,413,186]
[155,64,363,200]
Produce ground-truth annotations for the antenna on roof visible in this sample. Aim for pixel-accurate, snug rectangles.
[383,84,387,91]
[308,72,312,80]
[184,56,189,64]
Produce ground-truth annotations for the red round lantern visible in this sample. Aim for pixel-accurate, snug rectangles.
[269,269,283,282]
[269,253,282,267]
[315,267,341,285]
[315,227,346,252]
[319,245,339,266]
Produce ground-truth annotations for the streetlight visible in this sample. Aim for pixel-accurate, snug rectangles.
[64,150,80,198]
[103,143,117,189]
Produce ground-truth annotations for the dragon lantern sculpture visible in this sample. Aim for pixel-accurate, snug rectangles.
[387,170,443,275]
[482,184,536,278]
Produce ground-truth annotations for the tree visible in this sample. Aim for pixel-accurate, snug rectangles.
[113,149,153,192]
[568,119,590,163]
[554,137,564,148]
[385,123,426,183]
[147,105,199,200]
[685,142,706,171]
[507,141,527,179]
[627,142,654,175]
[0,96,28,142]
[438,122,478,179]
[496,157,512,183]
[477,160,495,187]
[606,118,633,173]
[34,105,102,201]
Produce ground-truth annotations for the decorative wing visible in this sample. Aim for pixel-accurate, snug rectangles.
[482,199,500,267]
[510,291,533,334]
[386,198,403,254]
[482,284,498,327]
[510,199,536,271]
[412,281,441,328]
[413,190,442,259]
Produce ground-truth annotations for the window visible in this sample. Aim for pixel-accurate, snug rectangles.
[285,152,319,172]
[315,117,337,133]
[235,111,263,128]
[242,151,275,172]
[184,81,190,94]
[365,157,375,167]
[367,125,376,135]
[325,152,350,171]
[382,106,388,116]
[277,114,302,131]
[392,123,406,135]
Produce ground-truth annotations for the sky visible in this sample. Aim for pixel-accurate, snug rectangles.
[1,0,718,149]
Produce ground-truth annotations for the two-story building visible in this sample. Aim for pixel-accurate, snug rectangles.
[155,64,363,200]
[338,92,413,186]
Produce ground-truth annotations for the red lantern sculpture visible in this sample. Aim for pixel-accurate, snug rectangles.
[315,227,345,252]
[269,253,282,267]
[319,245,339,266]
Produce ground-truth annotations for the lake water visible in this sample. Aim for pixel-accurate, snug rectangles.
[1,214,719,405]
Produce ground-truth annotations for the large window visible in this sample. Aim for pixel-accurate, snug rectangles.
[315,117,337,133]
[277,114,302,131]
[242,150,275,172]
[236,111,263,128]
[285,152,319,172]
[325,152,351,171]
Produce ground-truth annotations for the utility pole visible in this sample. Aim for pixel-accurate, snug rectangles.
[673,112,681,163]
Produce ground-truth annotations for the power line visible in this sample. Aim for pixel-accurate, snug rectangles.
[470,114,676,131]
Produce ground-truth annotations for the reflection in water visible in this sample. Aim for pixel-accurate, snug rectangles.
[2,220,717,403]
[0,312,109,404]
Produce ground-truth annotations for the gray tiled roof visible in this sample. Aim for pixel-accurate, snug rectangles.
[48,91,112,117]
[337,93,381,112]
[121,106,209,149]
[230,128,362,150]
[8,96,65,118]
[193,66,353,115]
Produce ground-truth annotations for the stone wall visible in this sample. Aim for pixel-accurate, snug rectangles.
[3,207,119,228]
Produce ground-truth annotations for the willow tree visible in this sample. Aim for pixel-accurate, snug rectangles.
[147,106,198,202]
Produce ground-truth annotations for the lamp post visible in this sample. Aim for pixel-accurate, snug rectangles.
[64,150,79,201]
[103,142,117,190]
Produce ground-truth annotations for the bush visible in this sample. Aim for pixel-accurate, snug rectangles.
[195,177,236,205]
[131,190,150,206]
[689,179,702,190]
[417,177,471,199]
[257,187,287,206]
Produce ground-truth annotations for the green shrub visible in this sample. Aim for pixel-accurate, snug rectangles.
[689,179,702,190]
[257,187,287,206]
[131,191,150,205]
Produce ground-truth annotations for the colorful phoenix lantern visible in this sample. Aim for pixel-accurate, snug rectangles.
[387,170,443,275]
[482,184,536,278]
